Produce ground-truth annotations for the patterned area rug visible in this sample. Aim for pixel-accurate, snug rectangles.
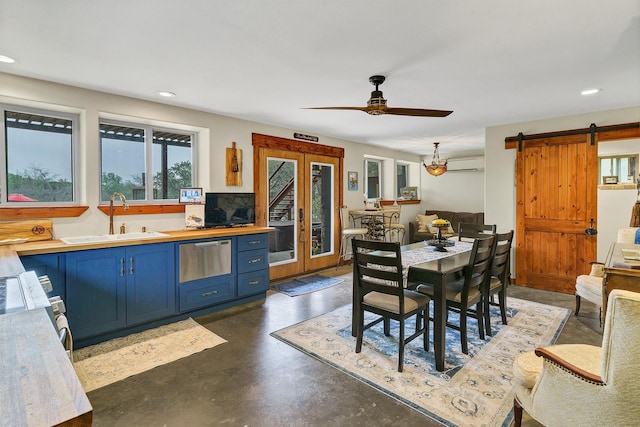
[73,318,226,392]
[271,298,569,427]
[271,274,345,296]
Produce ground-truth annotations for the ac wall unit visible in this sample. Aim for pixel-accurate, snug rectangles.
[446,157,485,172]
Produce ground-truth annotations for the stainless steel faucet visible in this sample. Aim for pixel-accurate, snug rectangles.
[109,192,129,235]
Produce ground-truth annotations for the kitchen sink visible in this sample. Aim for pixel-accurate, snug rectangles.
[60,231,169,245]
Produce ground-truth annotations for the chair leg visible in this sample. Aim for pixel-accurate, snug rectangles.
[398,317,405,372]
[575,294,581,316]
[484,293,492,337]
[513,399,523,427]
[355,308,364,353]
[499,289,508,325]
[476,303,485,341]
[384,318,391,336]
[423,306,430,351]
[336,235,345,269]
[460,309,468,354]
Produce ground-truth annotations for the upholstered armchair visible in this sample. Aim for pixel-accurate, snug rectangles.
[575,227,640,325]
[512,289,640,427]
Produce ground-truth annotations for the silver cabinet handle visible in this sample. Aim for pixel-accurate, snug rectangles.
[120,258,125,276]
[248,280,260,286]
[248,258,262,264]
[202,290,218,297]
[129,256,134,275]
[247,240,261,245]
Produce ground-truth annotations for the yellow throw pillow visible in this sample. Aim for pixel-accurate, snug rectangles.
[416,214,438,232]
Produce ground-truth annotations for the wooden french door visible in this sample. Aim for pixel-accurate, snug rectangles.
[253,134,343,281]
[515,132,598,294]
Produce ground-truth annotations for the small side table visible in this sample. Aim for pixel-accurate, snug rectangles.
[603,242,640,319]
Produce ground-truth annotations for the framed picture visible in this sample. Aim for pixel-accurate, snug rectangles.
[179,187,203,203]
[348,171,358,191]
[400,186,417,200]
[603,176,619,184]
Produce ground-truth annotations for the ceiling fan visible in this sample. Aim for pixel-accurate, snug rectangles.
[306,75,453,117]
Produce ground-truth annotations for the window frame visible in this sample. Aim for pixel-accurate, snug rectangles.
[0,104,80,206]
[396,162,409,198]
[364,158,382,199]
[99,119,197,204]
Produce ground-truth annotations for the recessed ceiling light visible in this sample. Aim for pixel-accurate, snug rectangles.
[0,55,16,64]
[157,91,176,98]
[580,88,601,96]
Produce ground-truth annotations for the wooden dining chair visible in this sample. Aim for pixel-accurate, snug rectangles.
[458,223,497,241]
[484,230,514,336]
[351,238,430,372]
[416,235,495,354]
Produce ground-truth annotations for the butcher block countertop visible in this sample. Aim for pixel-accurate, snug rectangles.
[0,310,93,427]
[12,226,274,256]
[0,226,272,426]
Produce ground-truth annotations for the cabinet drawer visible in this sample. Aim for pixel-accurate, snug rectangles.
[237,269,269,297]
[178,276,235,312]
[237,234,269,252]
[237,249,268,273]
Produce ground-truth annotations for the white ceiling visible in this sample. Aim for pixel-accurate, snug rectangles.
[0,0,639,158]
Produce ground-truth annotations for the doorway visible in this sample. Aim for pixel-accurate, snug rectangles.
[253,134,344,280]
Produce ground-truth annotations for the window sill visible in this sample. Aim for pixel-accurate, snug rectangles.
[0,206,89,220]
[598,184,637,190]
[97,204,185,216]
[0,204,186,220]
[379,199,420,206]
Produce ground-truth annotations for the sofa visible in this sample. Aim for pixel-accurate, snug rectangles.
[409,210,485,243]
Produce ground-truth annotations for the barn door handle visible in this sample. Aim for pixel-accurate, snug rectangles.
[585,218,598,235]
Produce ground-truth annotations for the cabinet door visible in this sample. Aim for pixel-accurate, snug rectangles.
[20,254,66,299]
[126,243,176,325]
[66,248,126,340]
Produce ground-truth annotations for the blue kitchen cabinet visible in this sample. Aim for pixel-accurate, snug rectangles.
[19,253,66,299]
[66,242,175,341]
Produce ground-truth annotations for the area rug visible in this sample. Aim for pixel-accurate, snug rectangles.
[271,298,570,427]
[73,318,226,392]
[271,274,345,296]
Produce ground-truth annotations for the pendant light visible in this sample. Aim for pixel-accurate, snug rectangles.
[423,142,448,176]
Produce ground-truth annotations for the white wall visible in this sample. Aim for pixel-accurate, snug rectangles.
[485,106,640,258]
[418,158,485,213]
[0,72,424,238]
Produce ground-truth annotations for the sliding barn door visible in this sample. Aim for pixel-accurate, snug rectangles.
[516,133,598,294]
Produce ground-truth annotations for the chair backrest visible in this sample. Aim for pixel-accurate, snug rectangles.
[458,223,497,241]
[600,289,640,390]
[617,227,640,244]
[352,238,405,306]
[339,206,352,230]
[462,235,496,298]
[382,205,401,225]
[490,230,514,282]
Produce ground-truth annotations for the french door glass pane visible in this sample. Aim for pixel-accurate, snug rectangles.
[268,158,297,264]
[311,162,334,257]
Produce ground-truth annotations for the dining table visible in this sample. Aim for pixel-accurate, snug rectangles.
[351,240,473,372]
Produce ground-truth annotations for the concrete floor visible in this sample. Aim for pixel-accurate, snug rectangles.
[87,266,603,426]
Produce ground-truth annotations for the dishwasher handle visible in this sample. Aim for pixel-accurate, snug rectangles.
[194,240,230,248]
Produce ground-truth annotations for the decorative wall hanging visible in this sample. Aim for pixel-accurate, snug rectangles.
[225,141,242,186]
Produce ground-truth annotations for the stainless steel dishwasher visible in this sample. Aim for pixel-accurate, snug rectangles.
[179,239,232,283]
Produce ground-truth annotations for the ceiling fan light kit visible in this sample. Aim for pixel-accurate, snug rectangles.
[307,75,453,118]
[424,142,448,176]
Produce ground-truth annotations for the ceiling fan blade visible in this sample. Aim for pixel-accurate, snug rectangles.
[384,107,453,117]
[304,106,369,112]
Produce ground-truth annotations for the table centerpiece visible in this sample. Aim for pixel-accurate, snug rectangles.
[427,218,455,251]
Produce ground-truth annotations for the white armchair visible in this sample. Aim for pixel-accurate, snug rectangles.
[575,227,640,325]
[512,289,640,427]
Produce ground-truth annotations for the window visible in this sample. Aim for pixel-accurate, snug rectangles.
[365,158,381,198]
[100,121,194,202]
[1,106,78,204]
[599,154,638,184]
[396,163,408,197]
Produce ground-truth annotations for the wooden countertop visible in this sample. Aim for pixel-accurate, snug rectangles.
[11,226,274,256]
[0,309,92,426]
